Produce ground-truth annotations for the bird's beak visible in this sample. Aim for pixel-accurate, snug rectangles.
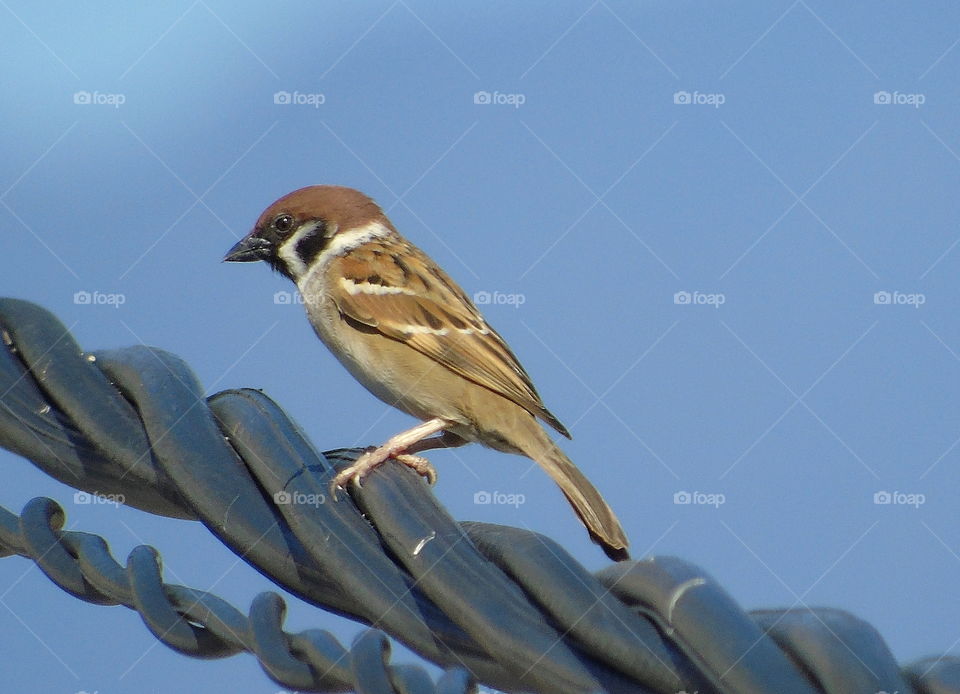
[223,232,272,262]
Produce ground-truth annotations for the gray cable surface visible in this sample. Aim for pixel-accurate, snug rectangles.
[0,298,956,694]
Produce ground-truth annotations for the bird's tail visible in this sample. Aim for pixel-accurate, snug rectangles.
[517,423,630,561]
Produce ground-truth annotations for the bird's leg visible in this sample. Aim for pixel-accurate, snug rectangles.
[330,417,450,495]
[405,430,468,454]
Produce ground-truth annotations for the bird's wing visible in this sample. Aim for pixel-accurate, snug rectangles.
[330,246,570,437]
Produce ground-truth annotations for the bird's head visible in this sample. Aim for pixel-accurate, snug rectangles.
[223,185,390,282]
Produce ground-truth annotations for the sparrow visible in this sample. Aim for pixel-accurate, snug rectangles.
[224,185,630,560]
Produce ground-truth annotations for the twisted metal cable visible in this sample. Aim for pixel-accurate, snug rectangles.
[0,298,957,694]
[0,497,407,693]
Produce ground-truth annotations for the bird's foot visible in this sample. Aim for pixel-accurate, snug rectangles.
[329,447,437,498]
[328,418,449,499]
[393,453,438,485]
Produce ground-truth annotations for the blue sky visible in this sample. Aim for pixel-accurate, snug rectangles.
[2,2,960,692]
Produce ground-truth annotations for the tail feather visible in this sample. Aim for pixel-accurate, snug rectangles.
[518,427,630,561]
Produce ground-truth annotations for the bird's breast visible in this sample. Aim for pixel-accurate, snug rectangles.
[298,273,466,426]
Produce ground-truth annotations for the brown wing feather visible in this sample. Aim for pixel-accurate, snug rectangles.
[331,244,570,437]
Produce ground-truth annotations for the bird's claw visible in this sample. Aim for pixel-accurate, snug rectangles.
[328,449,437,500]
[393,453,438,485]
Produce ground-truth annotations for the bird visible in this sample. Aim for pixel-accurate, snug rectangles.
[224,185,630,560]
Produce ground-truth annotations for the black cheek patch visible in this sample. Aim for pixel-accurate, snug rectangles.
[293,221,329,266]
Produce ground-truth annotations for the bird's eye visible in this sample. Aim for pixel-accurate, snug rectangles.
[274,214,294,233]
